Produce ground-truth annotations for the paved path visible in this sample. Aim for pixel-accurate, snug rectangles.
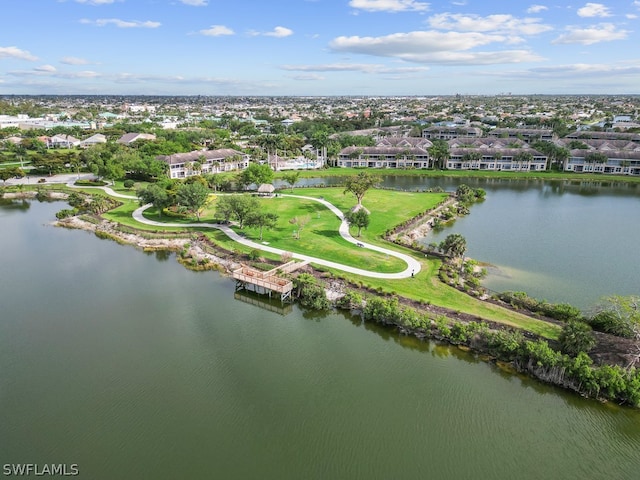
[41,175,420,279]
[132,195,421,279]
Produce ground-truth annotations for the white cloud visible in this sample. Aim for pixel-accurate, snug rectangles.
[349,0,430,13]
[264,26,294,37]
[489,61,640,79]
[80,18,161,28]
[287,73,325,81]
[627,14,638,19]
[74,0,120,4]
[329,30,543,64]
[179,0,208,5]
[552,23,628,45]
[8,68,100,79]
[428,13,552,35]
[0,46,38,61]
[526,5,548,14]
[61,56,90,65]
[577,3,612,18]
[199,25,234,36]
[34,65,57,72]
[280,63,429,74]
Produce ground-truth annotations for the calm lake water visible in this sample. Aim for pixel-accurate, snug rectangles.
[292,176,640,309]
[2,199,640,480]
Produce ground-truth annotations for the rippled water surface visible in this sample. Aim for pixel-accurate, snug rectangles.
[293,176,640,308]
[1,200,640,480]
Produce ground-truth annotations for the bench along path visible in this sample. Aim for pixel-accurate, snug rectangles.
[65,179,420,279]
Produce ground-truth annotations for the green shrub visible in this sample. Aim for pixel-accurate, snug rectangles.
[558,320,596,356]
[56,208,76,219]
[294,273,331,310]
[588,310,635,338]
[75,179,107,187]
[336,290,363,310]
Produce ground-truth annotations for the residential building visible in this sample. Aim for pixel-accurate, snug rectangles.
[565,131,640,143]
[159,149,250,179]
[488,128,554,143]
[116,132,157,145]
[446,147,548,171]
[338,146,431,169]
[564,151,640,175]
[46,134,81,148]
[80,133,107,148]
[422,126,482,140]
[559,138,640,175]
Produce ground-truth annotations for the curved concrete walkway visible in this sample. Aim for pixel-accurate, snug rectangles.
[65,179,137,200]
[132,195,421,279]
[63,178,420,279]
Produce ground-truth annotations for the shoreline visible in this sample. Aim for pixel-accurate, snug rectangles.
[4,184,639,407]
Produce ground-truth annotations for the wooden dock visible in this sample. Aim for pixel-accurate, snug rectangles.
[232,260,309,303]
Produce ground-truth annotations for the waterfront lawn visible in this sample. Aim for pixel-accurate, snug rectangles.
[104,200,194,233]
[285,187,448,245]
[325,255,561,340]
[233,195,408,273]
[100,190,560,338]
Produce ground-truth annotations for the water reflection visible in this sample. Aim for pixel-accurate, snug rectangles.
[0,198,31,211]
[144,249,173,262]
[234,290,294,316]
[4,200,640,480]
[295,175,640,197]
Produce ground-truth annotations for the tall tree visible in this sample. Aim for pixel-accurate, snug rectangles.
[0,166,24,184]
[215,194,259,228]
[427,139,450,169]
[343,171,380,207]
[514,151,534,171]
[137,184,171,218]
[245,210,279,241]
[176,182,210,221]
[237,162,274,190]
[344,209,370,237]
[281,171,300,192]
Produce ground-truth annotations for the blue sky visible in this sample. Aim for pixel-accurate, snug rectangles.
[1,0,639,95]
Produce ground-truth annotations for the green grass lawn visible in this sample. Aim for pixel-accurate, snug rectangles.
[110,179,149,196]
[136,191,411,273]
[242,195,407,273]
[287,187,448,244]
[98,187,559,338]
[324,254,560,339]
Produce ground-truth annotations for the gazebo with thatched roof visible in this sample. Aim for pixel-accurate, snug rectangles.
[257,183,275,197]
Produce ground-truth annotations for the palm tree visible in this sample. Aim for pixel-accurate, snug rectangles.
[462,151,482,169]
[553,147,570,171]
[427,140,449,170]
[514,151,534,171]
[492,151,503,170]
[585,152,608,172]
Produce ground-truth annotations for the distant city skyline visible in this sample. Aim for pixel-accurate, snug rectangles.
[1,0,639,96]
